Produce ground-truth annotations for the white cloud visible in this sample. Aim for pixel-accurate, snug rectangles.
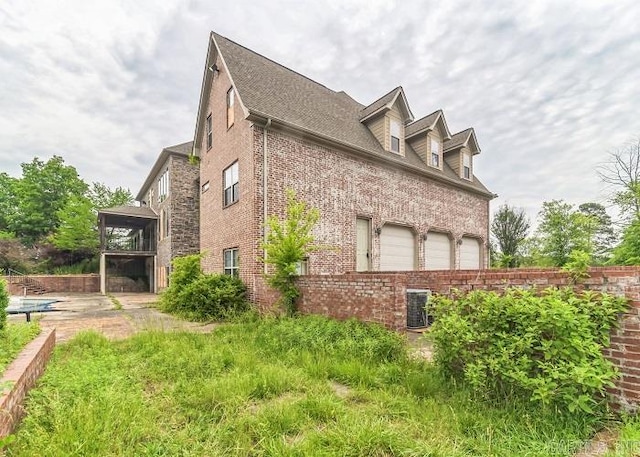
[0,0,639,227]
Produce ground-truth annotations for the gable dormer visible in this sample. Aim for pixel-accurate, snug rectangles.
[443,128,481,181]
[360,87,414,156]
[405,110,452,169]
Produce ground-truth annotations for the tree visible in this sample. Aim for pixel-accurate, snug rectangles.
[262,189,320,316]
[9,156,88,244]
[88,182,133,210]
[536,200,597,267]
[49,195,99,254]
[0,173,17,232]
[578,203,617,264]
[597,138,640,223]
[611,217,640,265]
[490,204,530,267]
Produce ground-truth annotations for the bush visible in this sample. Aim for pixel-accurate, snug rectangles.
[160,254,249,321]
[0,278,8,333]
[430,287,628,414]
[177,274,248,321]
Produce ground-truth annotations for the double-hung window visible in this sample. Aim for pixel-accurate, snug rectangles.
[206,113,212,150]
[224,248,239,277]
[223,162,239,206]
[463,153,471,179]
[390,119,401,153]
[430,138,440,168]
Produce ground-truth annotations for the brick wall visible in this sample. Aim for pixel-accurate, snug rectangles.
[295,266,640,410]
[2,275,100,294]
[0,328,56,438]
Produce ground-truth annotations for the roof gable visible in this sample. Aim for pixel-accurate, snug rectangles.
[406,110,452,140]
[360,86,414,123]
[444,128,481,154]
[135,141,193,201]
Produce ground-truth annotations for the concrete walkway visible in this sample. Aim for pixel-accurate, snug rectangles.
[7,293,217,343]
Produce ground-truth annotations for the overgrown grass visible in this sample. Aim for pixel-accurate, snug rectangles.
[8,316,603,456]
[0,323,41,374]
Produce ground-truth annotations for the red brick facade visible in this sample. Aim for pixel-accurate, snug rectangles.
[198,67,490,302]
[2,275,99,295]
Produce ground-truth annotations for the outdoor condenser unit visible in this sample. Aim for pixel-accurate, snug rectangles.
[406,289,432,329]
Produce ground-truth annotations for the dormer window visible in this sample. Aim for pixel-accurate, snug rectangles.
[390,119,401,153]
[463,152,471,179]
[430,137,441,168]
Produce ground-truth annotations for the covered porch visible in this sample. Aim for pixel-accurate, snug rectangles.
[97,206,158,294]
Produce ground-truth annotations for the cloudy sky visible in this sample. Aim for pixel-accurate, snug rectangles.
[1,0,639,224]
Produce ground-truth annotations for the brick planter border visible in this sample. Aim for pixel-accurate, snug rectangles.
[0,328,56,439]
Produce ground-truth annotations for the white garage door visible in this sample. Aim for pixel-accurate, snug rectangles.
[380,225,415,271]
[460,237,481,269]
[425,232,452,270]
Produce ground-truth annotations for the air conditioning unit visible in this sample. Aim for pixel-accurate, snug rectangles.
[406,289,432,329]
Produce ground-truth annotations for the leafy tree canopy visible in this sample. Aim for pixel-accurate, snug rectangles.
[491,204,530,267]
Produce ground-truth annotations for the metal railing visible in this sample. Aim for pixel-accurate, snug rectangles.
[3,268,47,294]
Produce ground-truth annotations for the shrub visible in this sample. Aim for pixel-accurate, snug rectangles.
[177,274,248,321]
[430,287,628,414]
[160,254,203,314]
[0,278,7,333]
[160,254,249,321]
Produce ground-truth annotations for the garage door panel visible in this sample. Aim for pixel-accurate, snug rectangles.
[460,237,481,269]
[425,232,452,270]
[380,225,415,271]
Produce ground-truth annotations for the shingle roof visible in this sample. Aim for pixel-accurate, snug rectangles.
[98,205,157,219]
[164,141,193,156]
[359,87,401,120]
[211,33,492,197]
[406,110,443,138]
[444,128,478,152]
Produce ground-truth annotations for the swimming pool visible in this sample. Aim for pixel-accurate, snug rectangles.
[7,297,62,321]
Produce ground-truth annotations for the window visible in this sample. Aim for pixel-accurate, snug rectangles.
[430,137,440,168]
[224,248,239,277]
[295,258,309,275]
[201,180,210,193]
[158,169,169,202]
[206,113,212,150]
[223,162,239,206]
[227,87,235,128]
[390,119,400,153]
[159,209,169,239]
[463,153,471,179]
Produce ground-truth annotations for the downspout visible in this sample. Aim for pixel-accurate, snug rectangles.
[263,118,272,273]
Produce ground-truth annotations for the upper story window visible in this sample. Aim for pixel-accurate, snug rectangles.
[430,137,440,168]
[390,119,401,153]
[223,162,239,207]
[224,248,239,277]
[463,152,471,180]
[206,113,212,150]
[159,208,170,239]
[227,87,235,128]
[158,169,169,202]
[201,181,210,193]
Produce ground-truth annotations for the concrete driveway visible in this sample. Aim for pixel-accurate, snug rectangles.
[7,293,217,342]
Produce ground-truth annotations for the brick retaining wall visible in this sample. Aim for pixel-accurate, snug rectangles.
[295,266,640,410]
[0,328,56,438]
[2,275,100,294]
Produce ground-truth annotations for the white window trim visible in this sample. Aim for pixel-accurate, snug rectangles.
[223,162,239,206]
[390,119,401,153]
[462,152,472,180]
[430,137,441,169]
[224,248,239,277]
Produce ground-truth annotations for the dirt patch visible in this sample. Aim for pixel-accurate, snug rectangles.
[329,381,351,399]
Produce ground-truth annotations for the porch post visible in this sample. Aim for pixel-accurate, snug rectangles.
[100,253,106,294]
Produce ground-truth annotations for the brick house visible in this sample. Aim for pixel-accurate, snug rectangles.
[98,141,199,293]
[191,32,495,304]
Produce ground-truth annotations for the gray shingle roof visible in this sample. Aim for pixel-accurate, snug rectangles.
[444,128,476,151]
[359,87,401,120]
[135,141,194,201]
[98,205,157,219]
[212,33,492,197]
[164,141,193,156]
[406,110,442,138]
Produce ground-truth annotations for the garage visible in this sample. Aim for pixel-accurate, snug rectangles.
[424,232,452,270]
[460,236,481,269]
[380,224,415,270]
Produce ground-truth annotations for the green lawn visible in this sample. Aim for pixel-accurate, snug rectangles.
[8,316,603,456]
[0,322,40,374]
